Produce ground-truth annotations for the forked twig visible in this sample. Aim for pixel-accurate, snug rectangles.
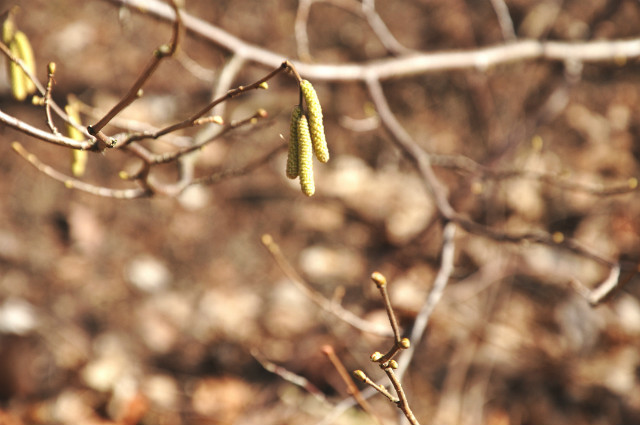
[354,272,420,425]
[89,0,182,139]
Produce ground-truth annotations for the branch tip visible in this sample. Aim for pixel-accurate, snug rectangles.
[371,271,387,288]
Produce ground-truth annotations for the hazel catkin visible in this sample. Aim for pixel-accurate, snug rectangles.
[12,30,36,94]
[286,105,301,179]
[299,79,329,163]
[297,114,315,197]
[65,102,88,177]
[8,40,26,101]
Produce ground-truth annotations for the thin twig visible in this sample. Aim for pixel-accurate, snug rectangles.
[397,221,456,381]
[89,0,182,137]
[251,348,330,405]
[121,62,287,145]
[322,346,382,425]
[191,143,284,186]
[430,154,639,197]
[11,142,149,199]
[43,62,60,135]
[261,234,393,337]
[382,366,420,425]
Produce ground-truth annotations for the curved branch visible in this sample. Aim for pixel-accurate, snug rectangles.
[107,0,640,81]
[0,109,93,150]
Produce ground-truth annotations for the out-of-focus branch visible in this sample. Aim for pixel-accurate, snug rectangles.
[261,234,393,337]
[107,0,640,81]
[489,0,516,41]
[365,76,617,269]
[12,142,149,199]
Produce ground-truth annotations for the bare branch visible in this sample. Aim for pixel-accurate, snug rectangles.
[107,0,640,81]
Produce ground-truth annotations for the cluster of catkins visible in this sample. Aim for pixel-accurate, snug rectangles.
[3,10,36,101]
[286,80,329,196]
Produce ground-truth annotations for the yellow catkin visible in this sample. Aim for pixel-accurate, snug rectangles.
[2,14,14,45]
[65,103,88,177]
[297,115,315,196]
[8,40,26,101]
[12,31,36,94]
[300,79,329,163]
[286,105,301,179]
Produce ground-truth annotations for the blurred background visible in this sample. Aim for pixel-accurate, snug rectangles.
[1,0,640,424]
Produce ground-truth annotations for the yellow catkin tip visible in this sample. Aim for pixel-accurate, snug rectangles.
[531,135,543,151]
[552,231,564,244]
[371,271,387,288]
[2,14,15,45]
[64,180,74,189]
[8,40,27,101]
[297,115,315,196]
[286,105,301,179]
[258,82,268,90]
[212,115,224,125]
[13,31,36,94]
[388,360,399,369]
[400,338,411,349]
[300,80,329,163]
[628,177,638,189]
[47,62,56,75]
[118,170,129,180]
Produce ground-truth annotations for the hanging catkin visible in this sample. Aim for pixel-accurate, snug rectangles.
[297,114,315,197]
[300,80,329,163]
[286,105,302,179]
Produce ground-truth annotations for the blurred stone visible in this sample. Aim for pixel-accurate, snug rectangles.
[613,296,640,335]
[137,292,193,353]
[299,245,365,283]
[263,279,315,337]
[0,298,38,335]
[143,374,179,409]
[81,334,134,393]
[196,287,261,341]
[178,185,210,211]
[126,255,172,293]
[519,2,561,38]
[191,376,253,422]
